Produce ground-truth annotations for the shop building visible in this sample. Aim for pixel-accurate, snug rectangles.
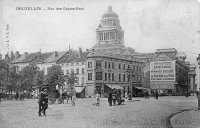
[85,51,143,97]
[150,48,190,95]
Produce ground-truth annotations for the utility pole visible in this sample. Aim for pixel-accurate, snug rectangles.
[5,24,10,94]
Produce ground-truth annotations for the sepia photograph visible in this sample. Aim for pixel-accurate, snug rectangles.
[0,0,200,128]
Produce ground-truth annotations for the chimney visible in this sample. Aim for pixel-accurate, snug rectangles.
[54,51,58,57]
[14,51,20,59]
[79,47,82,58]
[24,52,28,58]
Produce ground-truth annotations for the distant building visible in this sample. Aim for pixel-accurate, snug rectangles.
[11,52,41,71]
[11,51,67,74]
[92,6,135,55]
[84,6,145,97]
[57,48,90,95]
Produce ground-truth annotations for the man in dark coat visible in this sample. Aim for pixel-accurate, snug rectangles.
[155,90,158,100]
[38,88,48,116]
[108,91,113,106]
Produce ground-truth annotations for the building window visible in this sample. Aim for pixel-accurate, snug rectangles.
[66,70,69,75]
[76,69,79,74]
[88,62,92,68]
[82,62,84,65]
[123,74,125,82]
[119,74,121,82]
[112,62,114,69]
[96,61,101,69]
[105,61,107,68]
[128,65,130,69]
[81,77,85,85]
[108,62,111,69]
[66,63,69,66]
[123,64,125,70]
[76,77,79,85]
[128,75,130,82]
[105,73,107,81]
[71,63,74,66]
[82,68,85,74]
[123,86,125,94]
[88,73,92,80]
[96,72,102,80]
[76,63,79,65]
[112,73,114,81]
[119,64,121,69]
[108,73,111,81]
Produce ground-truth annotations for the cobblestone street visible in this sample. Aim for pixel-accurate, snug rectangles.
[0,96,199,128]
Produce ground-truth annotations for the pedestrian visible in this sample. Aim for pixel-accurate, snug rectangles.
[112,88,117,106]
[72,94,76,107]
[108,90,113,106]
[144,91,147,99]
[38,88,48,116]
[155,90,158,100]
[42,89,48,116]
[145,91,149,99]
[72,89,76,107]
[15,92,19,100]
[96,91,100,106]
[125,92,128,99]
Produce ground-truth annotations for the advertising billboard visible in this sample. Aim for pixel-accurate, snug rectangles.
[150,61,175,81]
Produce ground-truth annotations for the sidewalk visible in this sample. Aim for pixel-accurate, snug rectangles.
[170,109,200,128]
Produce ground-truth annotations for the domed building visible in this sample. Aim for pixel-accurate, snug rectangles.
[92,6,135,54]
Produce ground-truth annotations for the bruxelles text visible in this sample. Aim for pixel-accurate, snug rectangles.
[16,7,84,11]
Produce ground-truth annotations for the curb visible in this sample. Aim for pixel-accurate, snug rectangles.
[166,108,198,128]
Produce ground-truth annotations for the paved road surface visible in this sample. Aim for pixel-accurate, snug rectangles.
[0,96,199,128]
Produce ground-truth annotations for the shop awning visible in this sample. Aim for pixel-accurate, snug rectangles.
[106,84,123,89]
[133,86,148,90]
[74,86,85,93]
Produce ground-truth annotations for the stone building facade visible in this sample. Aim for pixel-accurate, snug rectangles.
[150,48,190,95]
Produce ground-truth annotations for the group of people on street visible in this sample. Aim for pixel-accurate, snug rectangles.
[144,90,159,100]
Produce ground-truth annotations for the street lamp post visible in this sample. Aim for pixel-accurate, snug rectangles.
[196,54,200,109]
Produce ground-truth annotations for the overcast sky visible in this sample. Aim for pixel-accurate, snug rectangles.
[0,0,200,64]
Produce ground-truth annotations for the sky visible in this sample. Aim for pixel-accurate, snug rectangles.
[0,0,200,64]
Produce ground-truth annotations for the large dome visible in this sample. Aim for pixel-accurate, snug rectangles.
[102,6,118,18]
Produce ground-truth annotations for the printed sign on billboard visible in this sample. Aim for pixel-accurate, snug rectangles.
[150,61,175,81]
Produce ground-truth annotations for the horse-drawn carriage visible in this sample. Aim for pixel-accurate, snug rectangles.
[40,85,75,104]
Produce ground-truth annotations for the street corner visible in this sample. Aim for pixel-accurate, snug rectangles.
[170,109,200,128]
